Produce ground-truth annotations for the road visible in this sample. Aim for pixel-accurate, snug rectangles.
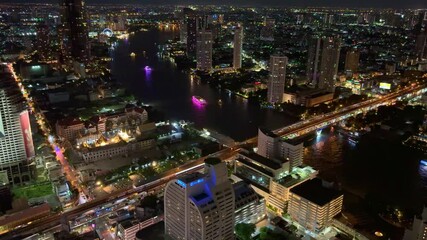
[7,63,87,198]
[3,63,426,239]
[0,149,231,239]
[243,81,427,145]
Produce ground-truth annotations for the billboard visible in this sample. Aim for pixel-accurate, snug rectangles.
[379,82,391,90]
[20,110,35,158]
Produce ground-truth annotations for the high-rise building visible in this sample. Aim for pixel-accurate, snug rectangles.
[36,24,52,61]
[257,128,278,159]
[164,158,235,240]
[267,55,288,103]
[344,49,360,73]
[181,8,195,44]
[186,17,198,57]
[257,128,303,171]
[196,30,213,72]
[279,140,304,171]
[234,148,318,216]
[233,25,243,69]
[307,37,341,92]
[404,207,427,240]
[288,178,343,234]
[180,20,188,43]
[60,0,90,63]
[0,64,35,185]
[415,28,427,59]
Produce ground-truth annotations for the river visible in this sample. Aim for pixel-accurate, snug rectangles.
[111,28,293,141]
[111,29,427,235]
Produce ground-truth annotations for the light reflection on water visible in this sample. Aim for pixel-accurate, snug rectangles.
[303,130,350,172]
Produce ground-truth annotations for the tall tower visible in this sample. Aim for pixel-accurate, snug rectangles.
[233,25,243,69]
[307,37,340,92]
[0,64,35,185]
[164,158,235,240]
[196,30,213,72]
[186,17,198,57]
[344,49,360,73]
[267,55,288,103]
[60,0,90,63]
[36,24,52,61]
[415,28,427,59]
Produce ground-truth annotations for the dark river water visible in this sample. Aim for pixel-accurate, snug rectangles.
[111,29,427,230]
[111,29,293,141]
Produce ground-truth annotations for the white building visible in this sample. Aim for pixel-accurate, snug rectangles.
[233,181,266,225]
[279,140,304,171]
[233,25,243,69]
[267,55,288,103]
[257,128,303,170]
[288,178,343,234]
[234,148,317,215]
[0,64,34,185]
[257,128,278,159]
[404,207,427,240]
[164,158,235,240]
[196,30,213,72]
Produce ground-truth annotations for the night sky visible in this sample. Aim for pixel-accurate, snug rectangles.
[1,0,427,9]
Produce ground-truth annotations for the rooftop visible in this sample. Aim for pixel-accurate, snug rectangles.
[290,178,342,206]
[57,116,83,127]
[259,128,278,138]
[237,157,274,178]
[178,172,204,184]
[239,150,284,170]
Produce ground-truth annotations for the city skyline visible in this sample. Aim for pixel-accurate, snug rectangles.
[0,0,426,8]
[1,1,427,239]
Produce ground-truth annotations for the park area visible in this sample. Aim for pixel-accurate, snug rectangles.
[12,182,53,199]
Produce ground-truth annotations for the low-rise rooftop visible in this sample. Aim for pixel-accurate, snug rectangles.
[290,178,342,206]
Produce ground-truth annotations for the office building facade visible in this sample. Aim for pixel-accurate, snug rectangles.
[0,64,35,185]
[60,0,90,63]
[416,28,427,59]
[307,37,341,92]
[267,55,288,103]
[257,128,303,170]
[196,30,213,72]
[233,25,243,69]
[288,178,343,234]
[164,158,235,240]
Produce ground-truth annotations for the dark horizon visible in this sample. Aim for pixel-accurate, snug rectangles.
[0,0,427,9]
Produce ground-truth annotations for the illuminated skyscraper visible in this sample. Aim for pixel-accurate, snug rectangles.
[196,30,213,71]
[164,158,235,240]
[233,25,243,69]
[307,37,341,92]
[267,55,288,103]
[0,64,35,185]
[60,0,90,63]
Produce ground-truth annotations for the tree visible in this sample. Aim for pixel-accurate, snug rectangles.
[258,227,288,240]
[235,223,256,240]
